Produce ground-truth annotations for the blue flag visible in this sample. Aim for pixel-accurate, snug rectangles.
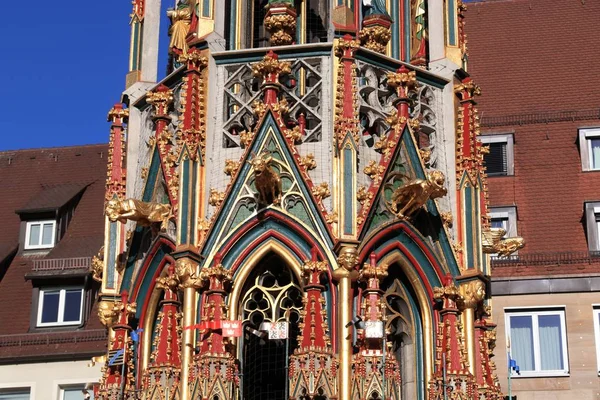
[108,349,125,366]
[508,353,520,375]
[130,328,143,343]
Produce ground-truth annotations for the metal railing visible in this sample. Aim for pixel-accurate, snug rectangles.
[491,251,600,268]
[0,329,106,347]
[32,257,91,272]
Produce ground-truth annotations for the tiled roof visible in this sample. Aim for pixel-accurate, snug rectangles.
[0,144,108,360]
[16,182,90,214]
[465,0,600,277]
[465,0,600,118]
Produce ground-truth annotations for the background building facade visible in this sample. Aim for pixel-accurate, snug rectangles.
[0,145,108,400]
[466,0,600,399]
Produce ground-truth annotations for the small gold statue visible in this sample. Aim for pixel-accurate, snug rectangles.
[247,152,282,207]
[105,198,171,231]
[482,228,525,257]
[389,170,447,219]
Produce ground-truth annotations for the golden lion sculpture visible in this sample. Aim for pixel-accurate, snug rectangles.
[105,198,171,230]
[247,152,282,207]
[390,170,447,219]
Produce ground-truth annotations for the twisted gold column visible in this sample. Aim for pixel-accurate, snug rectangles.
[332,247,360,400]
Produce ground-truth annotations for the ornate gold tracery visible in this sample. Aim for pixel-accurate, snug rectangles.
[240,259,303,328]
[238,255,304,400]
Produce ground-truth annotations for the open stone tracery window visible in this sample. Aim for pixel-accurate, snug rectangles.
[221,58,324,149]
[239,255,303,400]
[356,61,439,165]
[382,271,419,399]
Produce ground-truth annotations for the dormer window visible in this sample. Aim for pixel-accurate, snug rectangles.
[37,287,84,327]
[25,220,56,250]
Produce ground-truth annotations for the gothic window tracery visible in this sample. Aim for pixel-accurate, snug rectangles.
[381,270,420,400]
[238,255,303,400]
[221,57,324,149]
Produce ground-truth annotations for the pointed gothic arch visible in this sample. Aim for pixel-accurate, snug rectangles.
[233,250,303,400]
[359,221,451,400]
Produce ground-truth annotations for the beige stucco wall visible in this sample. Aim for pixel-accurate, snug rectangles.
[0,360,101,400]
[491,292,600,399]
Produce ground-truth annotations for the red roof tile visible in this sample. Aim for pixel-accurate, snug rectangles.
[0,144,108,358]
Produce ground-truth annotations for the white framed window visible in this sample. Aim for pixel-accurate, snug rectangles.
[490,206,517,237]
[24,220,56,250]
[60,386,94,400]
[0,389,30,400]
[505,307,569,377]
[593,305,600,375]
[579,127,600,171]
[584,202,600,253]
[37,288,84,327]
[480,133,514,176]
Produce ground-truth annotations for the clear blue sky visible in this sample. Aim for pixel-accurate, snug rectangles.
[0,1,170,151]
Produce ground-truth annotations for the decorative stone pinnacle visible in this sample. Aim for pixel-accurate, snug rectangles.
[455,78,482,99]
[252,51,291,82]
[147,84,174,116]
[156,264,180,292]
[302,248,328,285]
[387,67,418,95]
[178,48,208,71]
[334,35,360,58]
[360,253,388,283]
[264,4,297,46]
[433,275,462,310]
[199,255,233,288]
[107,103,129,123]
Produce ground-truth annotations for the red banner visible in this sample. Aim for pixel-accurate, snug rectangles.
[222,320,242,337]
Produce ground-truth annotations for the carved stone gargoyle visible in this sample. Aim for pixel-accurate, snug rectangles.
[247,152,282,207]
[105,198,172,231]
[482,228,525,257]
[389,170,447,219]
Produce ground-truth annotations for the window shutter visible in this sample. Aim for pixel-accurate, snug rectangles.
[485,142,507,175]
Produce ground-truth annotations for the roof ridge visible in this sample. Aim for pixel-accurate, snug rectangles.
[0,142,108,154]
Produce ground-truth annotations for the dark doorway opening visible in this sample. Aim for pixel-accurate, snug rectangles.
[239,254,302,400]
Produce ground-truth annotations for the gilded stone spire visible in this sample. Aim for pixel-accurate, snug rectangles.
[473,316,503,399]
[428,275,477,399]
[351,253,401,400]
[188,255,239,400]
[289,248,338,399]
[140,265,182,400]
[97,292,137,400]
